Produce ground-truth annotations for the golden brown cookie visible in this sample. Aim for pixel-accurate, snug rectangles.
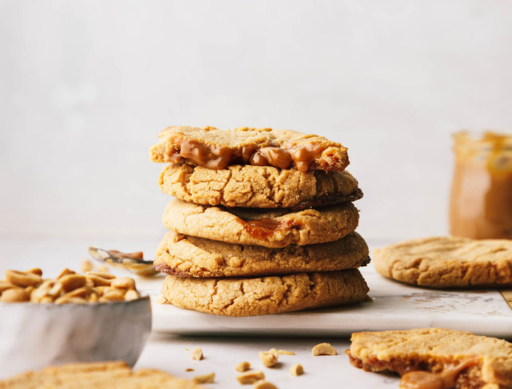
[374,236,512,288]
[153,231,370,278]
[0,361,203,389]
[161,270,369,317]
[162,199,359,248]
[149,126,349,172]
[347,328,512,389]
[159,164,363,209]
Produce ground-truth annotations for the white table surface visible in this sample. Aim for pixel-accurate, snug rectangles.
[0,235,505,388]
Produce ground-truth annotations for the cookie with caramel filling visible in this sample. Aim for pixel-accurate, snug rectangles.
[347,328,512,389]
[162,199,359,248]
[149,126,349,172]
[161,270,369,317]
[0,361,203,389]
[374,237,512,288]
[153,231,370,278]
[159,164,362,209]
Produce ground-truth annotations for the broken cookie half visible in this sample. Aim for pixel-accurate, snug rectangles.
[346,328,512,389]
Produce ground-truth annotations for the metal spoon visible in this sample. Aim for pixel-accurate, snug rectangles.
[88,246,159,277]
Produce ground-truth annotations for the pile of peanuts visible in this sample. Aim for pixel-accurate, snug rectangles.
[0,268,141,304]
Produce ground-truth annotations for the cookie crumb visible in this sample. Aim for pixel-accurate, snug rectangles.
[253,381,278,389]
[235,362,251,372]
[237,370,265,384]
[193,372,215,384]
[312,343,337,356]
[290,364,304,376]
[191,347,203,361]
[259,348,278,368]
[81,260,93,273]
[156,294,168,304]
[186,368,194,372]
[278,350,295,355]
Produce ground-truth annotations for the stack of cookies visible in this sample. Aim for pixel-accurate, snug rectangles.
[149,126,370,317]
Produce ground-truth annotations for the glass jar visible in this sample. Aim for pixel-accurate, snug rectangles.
[450,131,512,239]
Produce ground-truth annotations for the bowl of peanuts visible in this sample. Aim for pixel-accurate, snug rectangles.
[0,268,152,378]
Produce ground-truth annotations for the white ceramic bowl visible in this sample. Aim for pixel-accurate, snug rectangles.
[0,296,151,378]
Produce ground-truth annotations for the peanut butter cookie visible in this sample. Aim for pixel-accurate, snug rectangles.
[347,328,512,389]
[149,126,349,172]
[0,361,203,388]
[162,199,359,248]
[153,231,370,278]
[161,270,369,317]
[159,164,362,209]
[374,236,512,288]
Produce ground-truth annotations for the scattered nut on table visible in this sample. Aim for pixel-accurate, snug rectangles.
[156,294,169,304]
[312,343,337,356]
[0,268,142,304]
[191,347,203,361]
[193,372,215,384]
[290,363,304,376]
[259,348,279,368]
[81,259,93,273]
[235,361,251,372]
[237,370,265,384]
[253,381,278,389]
[277,350,295,355]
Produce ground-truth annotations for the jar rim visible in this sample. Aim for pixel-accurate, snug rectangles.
[453,131,512,152]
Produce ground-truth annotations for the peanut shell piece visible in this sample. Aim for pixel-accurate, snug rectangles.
[253,382,278,389]
[86,275,112,287]
[57,268,76,279]
[81,260,93,273]
[55,296,87,304]
[193,372,215,384]
[259,349,278,368]
[0,288,29,302]
[235,362,251,372]
[125,290,140,301]
[111,277,136,290]
[312,343,337,356]
[26,268,43,276]
[5,270,42,287]
[86,271,116,280]
[101,290,126,302]
[191,347,203,361]
[59,274,87,292]
[0,280,14,293]
[290,364,304,376]
[237,370,265,384]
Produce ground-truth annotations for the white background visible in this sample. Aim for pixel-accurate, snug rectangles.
[1,0,512,242]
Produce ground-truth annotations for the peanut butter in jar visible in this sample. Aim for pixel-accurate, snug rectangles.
[450,131,512,239]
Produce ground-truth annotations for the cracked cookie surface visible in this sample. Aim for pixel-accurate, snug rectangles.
[150,126,349,172]
[161,270,369,317]
[154,231,370,278]
[162,199,359,248]
[374,236,512,288]
[347,328,512,389]
[0,361,203,389]
[159,164,362,209]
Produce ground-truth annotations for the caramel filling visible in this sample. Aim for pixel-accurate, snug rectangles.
[239,218,292,239]
[399,358,480,389]
[169,138,328,171]
[173,138,233,170]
